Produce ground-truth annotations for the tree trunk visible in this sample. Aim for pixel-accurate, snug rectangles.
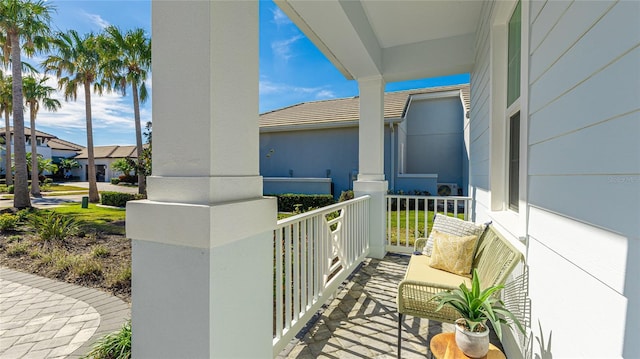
[4,108,12,186]
[29,103,40,197]
[84,81,99,203]
[132,82,146,195]
[10,31,31,209]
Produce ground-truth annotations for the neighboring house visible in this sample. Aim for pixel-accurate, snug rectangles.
[0,127,69,176]
[0,127,138,182]
[47,137,85,179]
[259,84,469,197]
[74,145,138,182]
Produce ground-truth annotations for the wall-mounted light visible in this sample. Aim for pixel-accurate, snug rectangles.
[289,169,293,177]
[326,169,331,177]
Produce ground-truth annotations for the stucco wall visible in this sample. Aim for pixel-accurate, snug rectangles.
[260,127,359,197]
[470,1,639,358]
[405,96,464,186]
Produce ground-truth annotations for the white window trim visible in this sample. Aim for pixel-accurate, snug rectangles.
[489,0,530,242]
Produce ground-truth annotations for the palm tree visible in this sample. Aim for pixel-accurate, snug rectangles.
[0,71,12,185]
[43,30,106,203]
[103,26,151,195]
[0,0,54,208]
[22,76,60,197]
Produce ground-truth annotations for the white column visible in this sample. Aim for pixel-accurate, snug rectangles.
[126,2,276,358]
[354,76,388,259]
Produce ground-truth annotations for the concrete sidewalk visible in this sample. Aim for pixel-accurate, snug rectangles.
[0,181,139,209]
[0,267,130,359]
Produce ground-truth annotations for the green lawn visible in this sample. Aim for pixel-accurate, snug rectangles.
[43,184,89,192]
[48,203,126,235]
[388,210,465,246]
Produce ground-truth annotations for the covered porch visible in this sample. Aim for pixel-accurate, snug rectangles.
[126,1,639,358]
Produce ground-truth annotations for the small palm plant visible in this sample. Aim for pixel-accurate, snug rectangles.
[432,268,525,341]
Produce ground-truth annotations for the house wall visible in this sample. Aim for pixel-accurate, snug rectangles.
[405,96,464,186]
[470,1,639,358]
[76,158,124,182]
[260,127,359,197]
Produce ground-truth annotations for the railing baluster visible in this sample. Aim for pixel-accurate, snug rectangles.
[272,196,372,356]
[300,219,306,311]
[284,225,292,331]
[274,228,283,339]
[382,194,472,254]
[293,223,300,321]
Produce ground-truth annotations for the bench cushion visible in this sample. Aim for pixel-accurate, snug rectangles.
[405,254,472,288]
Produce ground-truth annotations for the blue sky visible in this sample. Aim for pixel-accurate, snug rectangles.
[20,0,468,147]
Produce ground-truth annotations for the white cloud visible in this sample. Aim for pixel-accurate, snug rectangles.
[260,80,335,102]
[315,90,336,100]
[82,11,110,29]
[30,75,137,134]
[272,8,292,26]
[271,35,303,62]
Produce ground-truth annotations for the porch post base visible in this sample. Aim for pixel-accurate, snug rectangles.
[127,197,276,358]
[354,179,388,259]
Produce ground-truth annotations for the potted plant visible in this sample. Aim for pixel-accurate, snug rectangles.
[432,269,525,358]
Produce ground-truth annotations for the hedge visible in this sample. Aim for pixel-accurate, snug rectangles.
[268,194,335,212]
[101,191,146,207]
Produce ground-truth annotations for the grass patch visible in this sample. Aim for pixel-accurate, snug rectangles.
[6,242,30,256]
[42,185,90,192]
[84,320,131,359]
[49,203,126,235]
[388,210,465,246]
[106,264,131,289]
[91,245,110,258]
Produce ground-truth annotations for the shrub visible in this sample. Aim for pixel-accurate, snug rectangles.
[7,185,14,194]
[15,209,34,223]
[0,184,7,193]
[30,212,79,243]
[110,178,121,185]
[101,192,145,207]
[270,194,335,212]
[0,213,19,231]
[84,320,131,359]
[118,174,137,184]
[338,190,354,202]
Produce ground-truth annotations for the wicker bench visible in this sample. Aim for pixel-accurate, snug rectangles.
[396,220,523,356]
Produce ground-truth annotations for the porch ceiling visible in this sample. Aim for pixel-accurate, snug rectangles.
[275,0,482,82]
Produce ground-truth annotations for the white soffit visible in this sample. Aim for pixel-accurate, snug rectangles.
[276,0,482,82]
[361,1,483,48]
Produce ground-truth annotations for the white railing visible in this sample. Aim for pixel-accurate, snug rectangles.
[272,196,370,356]
[386,195,472,254]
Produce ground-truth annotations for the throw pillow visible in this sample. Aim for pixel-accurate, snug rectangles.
[424,214,484,256]
[429,229,478,275]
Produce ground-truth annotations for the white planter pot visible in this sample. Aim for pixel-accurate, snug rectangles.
[454,319,490,358]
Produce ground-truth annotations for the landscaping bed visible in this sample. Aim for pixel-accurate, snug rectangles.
[0,204,131,302]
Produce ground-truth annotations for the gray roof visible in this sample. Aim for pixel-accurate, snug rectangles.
[259,84,470,131]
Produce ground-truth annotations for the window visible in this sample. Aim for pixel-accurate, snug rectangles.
[507,0,521,107]
[508,112,520,211]
[507,0,521,212]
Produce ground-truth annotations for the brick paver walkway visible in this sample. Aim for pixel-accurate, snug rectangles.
[0,267,130,358]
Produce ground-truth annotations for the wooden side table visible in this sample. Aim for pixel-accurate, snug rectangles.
[429,332,505,359]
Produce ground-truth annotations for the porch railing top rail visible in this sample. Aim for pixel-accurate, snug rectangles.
[275,195,370,227]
